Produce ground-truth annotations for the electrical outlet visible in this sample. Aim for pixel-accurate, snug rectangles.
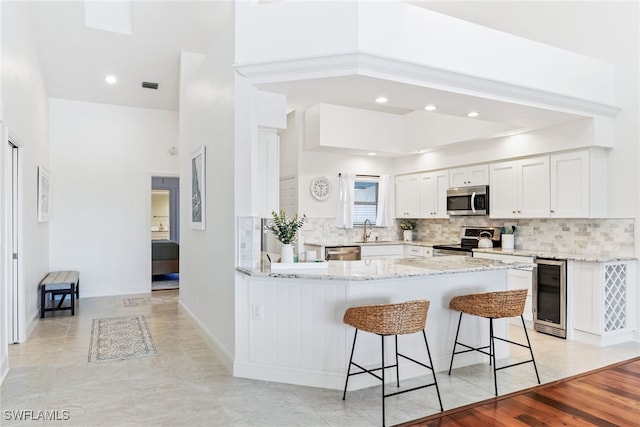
[252,303,263,320]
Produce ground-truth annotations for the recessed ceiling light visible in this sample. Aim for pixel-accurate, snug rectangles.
[368,152,377,156]
[424,105,437,111]
[466,111,479,118]
[105,75,117,85]
[375,96,388,104]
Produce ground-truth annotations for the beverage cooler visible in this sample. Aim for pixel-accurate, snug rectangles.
[533,258,567,338]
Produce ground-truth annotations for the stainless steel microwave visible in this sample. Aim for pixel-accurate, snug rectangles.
[446,185,489,216]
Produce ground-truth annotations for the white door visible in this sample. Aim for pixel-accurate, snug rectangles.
[489,161,518,218]
[519,156,550,218]
[7,142,20,343]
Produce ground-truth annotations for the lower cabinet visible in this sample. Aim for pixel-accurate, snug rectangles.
[405,245,433,258]
[568,260,635,346]
[360,245,405,260]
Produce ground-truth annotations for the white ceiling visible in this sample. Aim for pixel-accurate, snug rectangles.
[27,1,585,151]
[28,1,231,111]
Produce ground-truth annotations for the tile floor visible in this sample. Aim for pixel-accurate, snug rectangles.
[2,290,639,426]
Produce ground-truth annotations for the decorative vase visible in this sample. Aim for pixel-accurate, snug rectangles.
[502,234,515,250]
[403,230,413,242]
[281,244,294,264]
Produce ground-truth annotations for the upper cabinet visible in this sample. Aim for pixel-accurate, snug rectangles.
[449,165,489,187]
[550,149,607,218]
[419,171,449,218]
[395,174,421,218]
[490,156,550,218]
[395,172,449,219]
[397,149,607,220]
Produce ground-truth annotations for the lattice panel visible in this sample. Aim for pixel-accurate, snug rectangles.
[604,263,627,332]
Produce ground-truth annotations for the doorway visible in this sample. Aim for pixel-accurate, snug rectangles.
[151,176,179,291]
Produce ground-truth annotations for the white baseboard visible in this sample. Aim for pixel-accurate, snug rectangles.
[0,356,8,385]
[572,329,635,347]
[234,344,506,391]
[179,300,234,374]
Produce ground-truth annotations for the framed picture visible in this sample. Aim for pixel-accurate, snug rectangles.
[37,166,51,222]
[190,145,206,230]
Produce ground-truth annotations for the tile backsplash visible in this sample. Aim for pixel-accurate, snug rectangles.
[299,217,635,256]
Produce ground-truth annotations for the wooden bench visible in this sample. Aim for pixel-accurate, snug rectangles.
[40,271,79,318]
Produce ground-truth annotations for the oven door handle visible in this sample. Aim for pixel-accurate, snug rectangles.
[471,192,476,214]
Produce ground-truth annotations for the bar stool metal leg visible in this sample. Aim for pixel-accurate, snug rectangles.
[381,335,386,426]
[448,312,463,375]
[394,335,400,388]
[342,329,358,400]
[422,330,443,412]
[490,318,498,396]
[521,315,541,384]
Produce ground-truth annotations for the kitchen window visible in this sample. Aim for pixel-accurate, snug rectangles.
[353,176,379,225]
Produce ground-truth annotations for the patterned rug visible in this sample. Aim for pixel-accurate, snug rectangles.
[123,294,178,307]
[88,315,158,363]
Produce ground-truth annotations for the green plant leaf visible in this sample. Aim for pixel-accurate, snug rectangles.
[265,210,307,244]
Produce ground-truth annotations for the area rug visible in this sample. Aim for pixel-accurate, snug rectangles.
[88,315,158,363]
[122,294,178,307]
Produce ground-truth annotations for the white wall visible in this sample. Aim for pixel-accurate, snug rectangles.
[49,98,178,297]
[394,119,596,174]
[304,103,404,155]
[1,0,50,368]
[177,7,237,370]
[280,110,396,219]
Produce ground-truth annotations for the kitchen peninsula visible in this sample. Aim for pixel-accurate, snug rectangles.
[235,256,534,390]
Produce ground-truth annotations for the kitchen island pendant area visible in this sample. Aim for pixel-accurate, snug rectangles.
[235,257,535,391]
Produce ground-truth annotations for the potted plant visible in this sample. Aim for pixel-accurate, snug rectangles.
[500,225,517,250]
[265,210,307,263]
[399,220,416,242]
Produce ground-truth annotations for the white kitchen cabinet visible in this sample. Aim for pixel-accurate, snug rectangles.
[473,252,534,326]
[419,171,449,218]
[405,245,433,258]
[550,149,607,218]
[568,260,635,346]
[395,174,420,218]
[361,245,405,260]
[490,156,550,218]
[449,165,489,187]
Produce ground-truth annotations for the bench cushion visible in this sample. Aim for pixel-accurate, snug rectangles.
[41,271,79,286]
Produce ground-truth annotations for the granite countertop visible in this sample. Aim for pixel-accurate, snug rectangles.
[304,240,635,262]
[472,247,636,263]
[305,240,445,247]
[237,256,534,281]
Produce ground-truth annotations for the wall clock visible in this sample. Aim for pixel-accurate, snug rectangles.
[310,176,331,201]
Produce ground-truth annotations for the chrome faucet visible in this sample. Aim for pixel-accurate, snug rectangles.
[362,219,373,243]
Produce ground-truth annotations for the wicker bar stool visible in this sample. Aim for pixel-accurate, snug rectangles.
[447,289,540,396]
[342,300,443,426]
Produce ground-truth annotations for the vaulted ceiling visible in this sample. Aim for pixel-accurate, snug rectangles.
[27,1,586,152]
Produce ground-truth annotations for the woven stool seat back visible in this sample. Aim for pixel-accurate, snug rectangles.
[343,300,429,335]
[449,289,527,319]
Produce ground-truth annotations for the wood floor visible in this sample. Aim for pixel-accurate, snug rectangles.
[398,356,640,427]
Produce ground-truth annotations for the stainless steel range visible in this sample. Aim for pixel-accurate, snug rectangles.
[433,226,502,256]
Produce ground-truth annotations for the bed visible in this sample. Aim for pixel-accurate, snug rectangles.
[152,240,179,275]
